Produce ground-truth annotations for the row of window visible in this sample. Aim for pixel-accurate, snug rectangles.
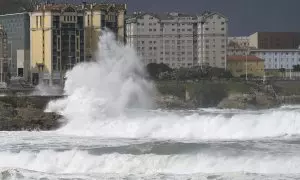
[265,64,298,69]
[254,52,300,56]
[264,58,300,62]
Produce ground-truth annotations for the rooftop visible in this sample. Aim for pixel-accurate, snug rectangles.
[32,3,126,12]
[127,12,198,22]
[228,56,264,62]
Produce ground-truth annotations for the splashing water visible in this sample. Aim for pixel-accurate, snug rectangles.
[47,30,155,123]
[31,83,63,96]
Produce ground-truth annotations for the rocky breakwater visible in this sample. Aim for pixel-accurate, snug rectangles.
[0,96,63,131]
[217,93,280,109]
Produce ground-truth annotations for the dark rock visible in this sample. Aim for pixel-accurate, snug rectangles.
[218,93,279,109]
[0,96,63,131]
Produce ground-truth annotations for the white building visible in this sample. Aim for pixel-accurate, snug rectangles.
[0,25,8,86]
[197,12,228,68]
[126,11,228,69]
[227,36,250,56]
[250,49,300,70]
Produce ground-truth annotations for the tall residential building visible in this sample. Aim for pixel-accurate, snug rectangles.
[0,12,30,77]
[250,49,300,70]
[197,12,228,68]
[249,32,300,49]
[227,36,250,56]
[126,12,197,68]
[30,4,85,85]
[84,3,126,60]
[0,25,8,84]
[29,3,127,85]
[126,11,228,69]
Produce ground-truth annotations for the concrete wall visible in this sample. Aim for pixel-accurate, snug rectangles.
[227,60,265,77]
[249,32,258,48]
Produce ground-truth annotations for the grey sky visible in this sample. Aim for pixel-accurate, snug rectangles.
[70,0,300,36]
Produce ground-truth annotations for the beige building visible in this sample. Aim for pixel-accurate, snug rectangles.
[30,4,85,85]
[0,25,8,85]
[227,55,265,77]
[84,3,126,60]
[30,3,126,85]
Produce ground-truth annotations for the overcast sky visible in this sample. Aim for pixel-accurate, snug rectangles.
[74,0,300,36]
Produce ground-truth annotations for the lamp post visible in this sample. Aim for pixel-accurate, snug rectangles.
[0,57,3,83]
[245,48,249,81]
[200,20,205,69]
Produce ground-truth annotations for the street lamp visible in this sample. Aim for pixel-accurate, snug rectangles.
[245,48,249,81]
[200,20,205,69]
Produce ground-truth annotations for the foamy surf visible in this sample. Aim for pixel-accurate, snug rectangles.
[0,149,300,175]
[51,108,300,140]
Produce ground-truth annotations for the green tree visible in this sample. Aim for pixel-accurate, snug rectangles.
[293,65,300,72]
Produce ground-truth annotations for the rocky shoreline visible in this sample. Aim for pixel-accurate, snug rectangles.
[0,96,62,131]
[0,80,300,131]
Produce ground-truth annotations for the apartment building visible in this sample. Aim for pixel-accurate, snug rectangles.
[249,32,300,49]
[126,12,197,68]
[84,3,126,60]
[126,11,228,69]
[197,11,228,68]
[30,2,126,85]
[30,4,85,85]
[0,25,8,85]
[0,12,30,77]
[250,49,300,70]
[227,36,250,56]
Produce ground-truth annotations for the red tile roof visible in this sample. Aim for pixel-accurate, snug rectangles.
[227,55,264,62]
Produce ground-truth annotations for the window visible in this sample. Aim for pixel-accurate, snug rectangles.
[221,22,225,25]
[221,28,225,31]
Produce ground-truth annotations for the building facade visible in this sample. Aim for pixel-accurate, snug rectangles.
[227,36,250,56]
[30,3,127,85]
[0,25,8,85]
[126,13,197,68]
[126,11,228,69]
[30,4,85,85]
[197,12,228,68]
[0,12,30,77]
[84,3,126,61]
[227,55,265,77]
[250,49,300,70]
[249,32,300,49]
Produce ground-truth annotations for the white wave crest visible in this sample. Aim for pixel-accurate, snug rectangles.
[0,150,300,175]
[52,108,300,140]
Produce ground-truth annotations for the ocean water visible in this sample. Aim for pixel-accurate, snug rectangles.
[1,31,300,180]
